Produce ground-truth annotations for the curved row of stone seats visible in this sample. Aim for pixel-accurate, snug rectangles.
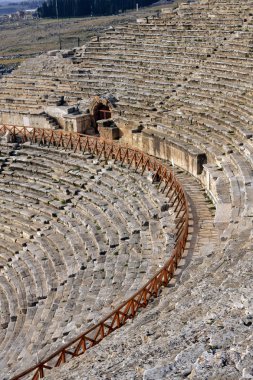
[1,0,252,124]
[1,1,253,378]
[0,58,72,113]
[147,133,251,236]
[38,162,223,379]
[0,142,175,379]
[0,157,126,366]
[157,90,253,154]
[150,109,247,182]
[59,6,251,120]
[26,12,253,374]
[41,165,251,380]
[0,52,194,114]
[145,63,253,233]
[151,22,253,140]
[162,91,253,149]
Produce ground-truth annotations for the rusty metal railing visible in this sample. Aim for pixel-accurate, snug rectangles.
[0,125,189,380]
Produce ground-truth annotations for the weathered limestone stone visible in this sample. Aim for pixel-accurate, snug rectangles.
[0,143,176,379]
[97,120,120,140]
[1,0,253,379]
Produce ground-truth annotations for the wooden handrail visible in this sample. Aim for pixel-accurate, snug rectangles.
[0,125,189,380]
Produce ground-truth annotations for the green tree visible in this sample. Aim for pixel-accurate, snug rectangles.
[38,0,156,18]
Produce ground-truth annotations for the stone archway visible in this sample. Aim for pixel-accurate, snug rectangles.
[89,96,119,139]
[90,96,113,133]
[94,104,111,124]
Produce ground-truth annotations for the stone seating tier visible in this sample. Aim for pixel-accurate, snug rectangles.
[1,0,253,377]
[1,0,252,119]
[0,143,175,379]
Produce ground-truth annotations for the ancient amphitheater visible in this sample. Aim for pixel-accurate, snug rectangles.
[0,0,252,379]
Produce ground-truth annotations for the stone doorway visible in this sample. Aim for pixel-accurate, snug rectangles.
[94,104,111,129]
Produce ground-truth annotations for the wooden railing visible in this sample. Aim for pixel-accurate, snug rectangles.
[0,125,189,380]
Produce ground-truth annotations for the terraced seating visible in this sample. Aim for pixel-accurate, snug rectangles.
[1,0,253,129]
[1,0,253,379]
[0,142,176,379]
[43,166,251,380]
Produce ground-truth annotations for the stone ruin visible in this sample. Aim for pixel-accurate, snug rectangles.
[0,0,252,379]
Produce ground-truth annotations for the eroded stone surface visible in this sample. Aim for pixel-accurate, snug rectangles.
[0,143,176,379]
[44,237,252,380]
[0,0,253,378]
